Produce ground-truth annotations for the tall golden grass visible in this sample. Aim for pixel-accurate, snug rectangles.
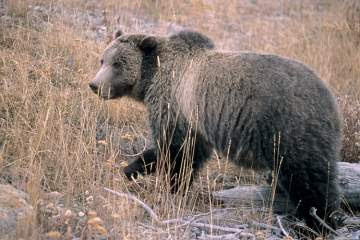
[0,0,359,238]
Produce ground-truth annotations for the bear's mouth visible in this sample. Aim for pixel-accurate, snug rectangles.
[110,85,133,99]
[96,85,133,100]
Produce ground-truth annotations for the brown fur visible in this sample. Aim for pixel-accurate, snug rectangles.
[90,30,342,232]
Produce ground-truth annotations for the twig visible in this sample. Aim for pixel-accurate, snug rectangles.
[104,187,252,237]
[162,209,248,231]
[103,187,161,224]
[198,233,235,240]
[162,211,214,225]
[239,232,256,240]
[251,221,281,231]
[276,215,289,237]
[199,231,255,240]
[189,222,246,233]
[343,216,360,225]
[309,207,338,235]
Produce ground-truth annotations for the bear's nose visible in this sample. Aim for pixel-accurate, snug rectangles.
[89,82,98,93]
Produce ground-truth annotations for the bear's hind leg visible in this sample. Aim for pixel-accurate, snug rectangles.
[278,155,340,232]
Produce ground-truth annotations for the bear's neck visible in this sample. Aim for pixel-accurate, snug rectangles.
[131,53,159,101]
[137,49,202,103]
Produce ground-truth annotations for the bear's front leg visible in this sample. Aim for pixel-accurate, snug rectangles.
[165,135,212,193]
[165,144,188,193]
[123,148,157,180]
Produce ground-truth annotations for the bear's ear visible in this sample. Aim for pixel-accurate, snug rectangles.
[113,29,123,39]
[138,36,158,53]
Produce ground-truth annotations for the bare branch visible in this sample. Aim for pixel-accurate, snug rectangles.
[104,187,254,238]
[276,215,289,237]
[309,207,338,235]
[189,222,246,233]
[103,187,161,224]
[198,231,255,240]
[251,221,281,231]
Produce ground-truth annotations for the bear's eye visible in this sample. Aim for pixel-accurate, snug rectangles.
[112,62,122,68]
[100,59,104,66]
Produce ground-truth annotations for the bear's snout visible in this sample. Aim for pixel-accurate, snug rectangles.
[89,82,99,94]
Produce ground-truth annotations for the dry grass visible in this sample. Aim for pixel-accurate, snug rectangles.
[0,0,359,239]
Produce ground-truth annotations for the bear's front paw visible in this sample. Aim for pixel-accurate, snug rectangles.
[123,166,139,180]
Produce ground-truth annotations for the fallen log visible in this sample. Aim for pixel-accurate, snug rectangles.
[212,162,360,214]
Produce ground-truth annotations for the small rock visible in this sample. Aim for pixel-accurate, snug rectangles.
[0,184,34,240]
[0,15,11,23]
[64,209,72,218]
[87,217,103,226]
[43,191,63,202]
[46,231,62,239]
[86,196,94,203]
[87,210,97,218]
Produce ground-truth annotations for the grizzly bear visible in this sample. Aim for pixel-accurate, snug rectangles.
[89,29,342,231]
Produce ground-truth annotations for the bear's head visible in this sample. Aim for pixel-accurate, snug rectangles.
[89,29,160,100]
[90,29,214,100]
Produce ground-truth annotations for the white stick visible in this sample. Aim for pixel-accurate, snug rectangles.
[103,187,161,224]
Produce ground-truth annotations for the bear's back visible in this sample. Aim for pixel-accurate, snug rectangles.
[169,30,215,51]
[174,51,340,156]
